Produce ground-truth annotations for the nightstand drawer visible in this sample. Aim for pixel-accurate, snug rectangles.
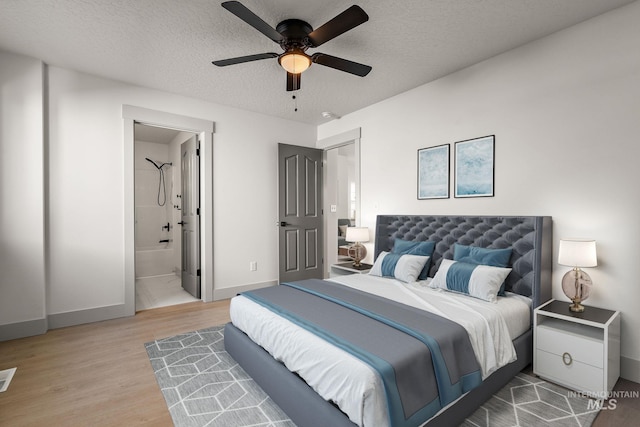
[536,349,604,393]
[536,323,603,368]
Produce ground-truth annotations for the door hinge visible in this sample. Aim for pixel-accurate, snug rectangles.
[196,148,200,156]
[196,208,200,215]
[197,269,201,276]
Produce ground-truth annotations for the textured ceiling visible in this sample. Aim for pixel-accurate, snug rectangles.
[0,0,635,125]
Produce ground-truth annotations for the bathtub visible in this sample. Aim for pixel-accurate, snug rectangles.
[135,244,176,278]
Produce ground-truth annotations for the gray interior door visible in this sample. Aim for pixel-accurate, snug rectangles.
[278,143,324,282]
[180,135,200,298]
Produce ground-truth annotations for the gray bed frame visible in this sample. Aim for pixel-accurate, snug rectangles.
[225,215,552,427]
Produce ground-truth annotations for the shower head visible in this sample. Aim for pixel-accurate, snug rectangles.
[145,157,161,169]
[145,158,172,169]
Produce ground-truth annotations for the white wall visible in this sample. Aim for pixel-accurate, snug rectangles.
[46,66,316,314]
[318,2,640,381]
[0,51,46,339]
[1,57,315,338]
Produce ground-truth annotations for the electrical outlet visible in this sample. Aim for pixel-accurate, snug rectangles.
[249,261,257,271]
[330,204,337,212]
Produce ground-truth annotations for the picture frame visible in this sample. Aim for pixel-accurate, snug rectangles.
[454,135,495,198]
[418,144,450,199]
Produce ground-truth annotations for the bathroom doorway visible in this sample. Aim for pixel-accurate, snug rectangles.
[133,123,199,311]
[321,128,361,276]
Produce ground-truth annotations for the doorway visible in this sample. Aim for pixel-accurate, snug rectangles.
[123,105,215,316]
[133,124,199,310]
[320,128,361,277]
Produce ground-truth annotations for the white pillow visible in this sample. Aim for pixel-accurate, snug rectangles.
[369,251,430,283]
[430,259,511,303]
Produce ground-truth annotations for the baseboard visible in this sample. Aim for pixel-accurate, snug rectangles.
[621,356,640,384]
[0,318,47,342]
[213,280,278,301]
[48,302,132,329]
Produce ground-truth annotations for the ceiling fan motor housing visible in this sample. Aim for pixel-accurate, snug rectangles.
[276,19,313,51]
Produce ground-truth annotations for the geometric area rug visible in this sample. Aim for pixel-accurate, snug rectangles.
[145,325,600,427]
[459,373,600,427]
[145,325,294,427]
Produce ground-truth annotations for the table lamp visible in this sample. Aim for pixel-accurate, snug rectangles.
[345,227,369,267]
[558,239,597,313]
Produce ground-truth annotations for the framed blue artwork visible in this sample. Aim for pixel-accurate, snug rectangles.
[454,135,495,198]
[418,144,450,199]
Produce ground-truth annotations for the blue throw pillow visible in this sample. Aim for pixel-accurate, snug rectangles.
[453,244,512,267]
[453,244,512,295]
[370,252,430,283]
[430,259,512,303]
[392,239,436,280]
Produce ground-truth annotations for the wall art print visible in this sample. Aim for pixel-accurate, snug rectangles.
[418,144,450,199]
[454,135,495,198]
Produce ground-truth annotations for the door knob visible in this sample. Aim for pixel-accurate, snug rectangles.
[178,221,186,225]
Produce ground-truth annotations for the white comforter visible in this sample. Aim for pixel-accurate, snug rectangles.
[229,274,531,427]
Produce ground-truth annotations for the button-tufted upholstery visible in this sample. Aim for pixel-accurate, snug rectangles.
[374,216,552,306]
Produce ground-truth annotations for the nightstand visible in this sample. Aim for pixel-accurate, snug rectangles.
[330,262,372,277]
[534,299,620,397]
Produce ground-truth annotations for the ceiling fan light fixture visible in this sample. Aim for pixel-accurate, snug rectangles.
[279,50,311,74]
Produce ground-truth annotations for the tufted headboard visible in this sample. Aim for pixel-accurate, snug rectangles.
[374,215,552,309]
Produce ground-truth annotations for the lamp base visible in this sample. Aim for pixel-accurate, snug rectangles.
[347,243,367,268]
[561,268,592,313]
[569,301,585,313]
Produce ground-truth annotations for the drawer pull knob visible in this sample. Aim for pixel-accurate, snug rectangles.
[562,352,573,366]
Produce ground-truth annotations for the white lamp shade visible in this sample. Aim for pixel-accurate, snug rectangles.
[345,227,369,243]
[558,239,597,267]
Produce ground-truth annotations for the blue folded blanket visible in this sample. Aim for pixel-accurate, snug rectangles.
[243,279,482,427]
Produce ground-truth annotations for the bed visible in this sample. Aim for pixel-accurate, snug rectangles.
[225,215,552,427]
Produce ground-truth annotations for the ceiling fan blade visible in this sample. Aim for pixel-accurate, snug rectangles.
[311,53,372,77]
[286,72,301,91]
[212,52,278,67]
[222,1,283,43]
[307,5,368,47]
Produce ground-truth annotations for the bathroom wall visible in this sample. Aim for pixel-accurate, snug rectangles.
[134,140,174,277]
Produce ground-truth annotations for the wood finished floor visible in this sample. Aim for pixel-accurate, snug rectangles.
[1,299,638,426]
[0,300,230,427]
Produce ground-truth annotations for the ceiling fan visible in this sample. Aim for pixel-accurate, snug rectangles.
[212,1,372,91]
